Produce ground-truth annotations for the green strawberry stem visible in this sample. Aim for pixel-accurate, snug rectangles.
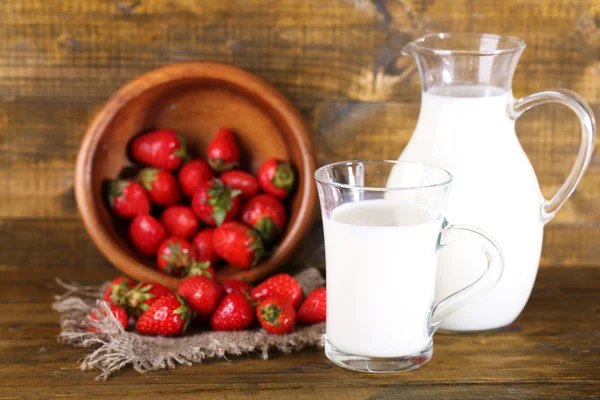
[109,279,132,307]
[205,179,240,226]
[173,133,189,160]
[107,180,129,207]
[247,230,264,267]
[174,293,193,332]
[260,304,282,326]
[126,283,155,315]
[208,158,238,172]
[136,168,158,191]
[272,162,295,193]
[184,261,213,279]
[161,242,192,274]
[255,217,280,243]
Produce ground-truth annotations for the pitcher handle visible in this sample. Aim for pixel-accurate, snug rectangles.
[508,89,596,224]
[429,222,504,334]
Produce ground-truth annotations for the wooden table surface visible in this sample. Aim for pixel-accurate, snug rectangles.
[0,266,598,399]
[1,0,600,398]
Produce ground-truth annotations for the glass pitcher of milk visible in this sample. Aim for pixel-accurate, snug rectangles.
[395,33,596,332]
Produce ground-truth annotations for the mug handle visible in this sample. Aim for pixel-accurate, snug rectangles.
[508,89,596,224]
[429,222,505,333]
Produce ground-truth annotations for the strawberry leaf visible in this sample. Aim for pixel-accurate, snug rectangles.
[260,304,282,325]
[272,162,295,193]
[204,179,237,225]
[247,230,264,267]
[172,133,189,160]
[184,261,213,278]
[208,158,238,172]
[107,180,129,208]
[255,217,280,243]
[136,168,158,191]
[174,294,193,332]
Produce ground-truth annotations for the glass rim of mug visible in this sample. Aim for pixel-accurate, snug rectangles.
[314,160,453,192]
[406,32,526,57]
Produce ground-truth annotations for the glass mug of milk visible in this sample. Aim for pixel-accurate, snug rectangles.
[315,161,504,373]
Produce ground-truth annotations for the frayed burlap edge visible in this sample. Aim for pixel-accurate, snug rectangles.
[52,268,326,380]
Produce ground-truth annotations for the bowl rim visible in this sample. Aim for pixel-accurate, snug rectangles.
[75,61,317,289]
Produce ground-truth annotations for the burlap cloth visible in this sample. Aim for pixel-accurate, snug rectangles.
[52,268,326,380]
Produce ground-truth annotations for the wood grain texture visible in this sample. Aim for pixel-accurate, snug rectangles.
[0,266,599,398]
[0,0,598,266]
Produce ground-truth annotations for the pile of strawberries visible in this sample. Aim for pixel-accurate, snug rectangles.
[91,273,326,336]
[108,128,296,276]
[90,127,326,337]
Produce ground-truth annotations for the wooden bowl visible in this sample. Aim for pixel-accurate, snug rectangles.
[75,62,317,290]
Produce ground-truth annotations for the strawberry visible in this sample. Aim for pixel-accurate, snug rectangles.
[124,282,172,317]
[191,179,241,226]
[256,297,296,334]
[191,228,221,265]
[130,129,187,171]
[221,279,251,296]
[207,128,239,172]
[137,168,181,206]
[257,158,296,199]
[103,276,135,306]
[298,287,326,324]
[156,237,194,277]
[220,170,259,199]
[177,276,224,320]
[213,221,264,269]
[129,214,167,256]
[178,159,214,197]
[107,179,150,219]
[182,260,216,280]
[161,205,199,239]
[211,292,255,331]
[251,274,302,309]
[240,194,287,244]
[136,293,192,336]
[88,304,129,332]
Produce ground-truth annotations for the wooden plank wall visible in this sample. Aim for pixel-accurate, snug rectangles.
[0,0,598,272]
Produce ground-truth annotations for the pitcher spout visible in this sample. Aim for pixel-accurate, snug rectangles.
[403,33,525,93]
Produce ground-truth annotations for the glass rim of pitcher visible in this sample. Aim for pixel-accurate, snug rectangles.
[407,32,526,56]
[314,160,453,192]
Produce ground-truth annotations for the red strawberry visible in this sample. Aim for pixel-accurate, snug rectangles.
[130,129,187,170]
[177,276,224,320]
[221,279,251,296]
[257,158,296,199]
[125,282,172,317]
[240,194,287,243]
[107,179,150,219]
[251,274,302,309]
[182,260,217,280]
[88,304,129,332]
[129,214,167,256]
[256,297,296,334]
[211,292,255,331]
[137,168,181,206]
[298,287,326,324]
[207,128,239,172]
[191,228,221,265]
[213,221,264,269]
[136,293,192,336]
[178,159,214,197]
[220,170,259,199]
[191,179,241,226]
[156,237,194,277]
[161,205,199,239]
[103,276,135,306]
